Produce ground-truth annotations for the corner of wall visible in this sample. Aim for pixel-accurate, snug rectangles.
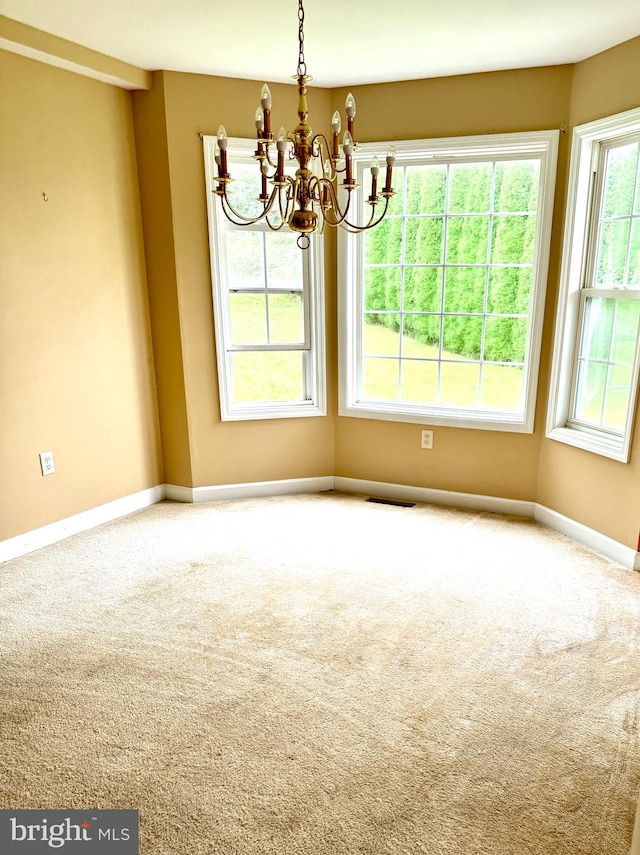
[131,73,195,488]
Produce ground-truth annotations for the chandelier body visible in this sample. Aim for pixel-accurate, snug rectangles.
[212,0,395,248]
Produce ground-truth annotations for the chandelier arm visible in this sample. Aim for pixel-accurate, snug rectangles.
[259,161,278,182]
[264,215,290,232]
[316,178,393,232]
[262,143,279,171]
[310,133,335,170]
[217,185,280,226]
[312,130,347,175]
[311,132,330,150]
[305,173,322,205]
[341,196,393,232]
[262,186,288,231]
[278,177,296,224]
[316,179,357,228]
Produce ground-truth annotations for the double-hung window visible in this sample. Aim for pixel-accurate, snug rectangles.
[203,136,325,421]
[339,131,558,432]
[547,109,640,461]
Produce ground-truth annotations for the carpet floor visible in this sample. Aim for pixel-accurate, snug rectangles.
[0,492,639,854]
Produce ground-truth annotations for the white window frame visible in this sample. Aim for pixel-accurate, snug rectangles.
[339,130,559,433]
[547,108,640,462]
[203,136,326,421]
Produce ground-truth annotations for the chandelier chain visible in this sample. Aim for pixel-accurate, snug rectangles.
[297,0,306,77]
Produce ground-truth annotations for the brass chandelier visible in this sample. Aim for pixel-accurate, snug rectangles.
[212,0,396,249]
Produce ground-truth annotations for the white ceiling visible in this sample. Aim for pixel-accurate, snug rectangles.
[4,0,640,87]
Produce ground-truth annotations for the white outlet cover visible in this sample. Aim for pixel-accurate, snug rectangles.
[39,451,55,475]
[421,430,434,449]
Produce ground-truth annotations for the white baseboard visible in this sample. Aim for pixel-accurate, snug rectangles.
[0,485,164,565]
[334,477,639,570]
[534,504,640,571]
[333,477,640,570]
[334,476,536,518]
[168,476,334,504]
[163,483,194,503]
[3,476,638,572]
[1,479,332,563]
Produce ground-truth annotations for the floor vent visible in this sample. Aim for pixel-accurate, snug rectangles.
[366,497,416,508]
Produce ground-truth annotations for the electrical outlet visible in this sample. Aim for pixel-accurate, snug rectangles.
[421,430,434,450]
[39,451,55,476]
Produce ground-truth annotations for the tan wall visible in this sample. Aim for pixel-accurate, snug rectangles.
[0,50,162,540]
[131,73,193,487]
[570,36,640,128]
[332,67,574,500]
[537,36,640,548]
[137,72,336,488]
[134,66,574,500]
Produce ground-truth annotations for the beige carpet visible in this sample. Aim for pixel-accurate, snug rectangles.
[1,491,639,854]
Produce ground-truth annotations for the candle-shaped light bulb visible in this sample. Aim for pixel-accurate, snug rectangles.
[345,93,356,118]
[343,131,354,184]
[345,92,356,140]
[275,127,287,182]
[260,160,268,200]
[331,111,341,159]
[261,84,272,110]
[216,126,229,177]
[369,155,380,201]
[384,145,396,193]
[261,87,272,136]
[255,107,264,133]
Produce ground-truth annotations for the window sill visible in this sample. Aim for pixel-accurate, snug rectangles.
[339,400,533,433]
[221,401,326,422]
[546,425,629,463]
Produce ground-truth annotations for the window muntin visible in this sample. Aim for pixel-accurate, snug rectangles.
[571,135,640,439]
[225,230,307,349]
[547,114,640,462]
[592,140,640,288]
[203,137,325,421]
[570,295,640,434]
[362,158,538,411]
[340,132,559,431]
